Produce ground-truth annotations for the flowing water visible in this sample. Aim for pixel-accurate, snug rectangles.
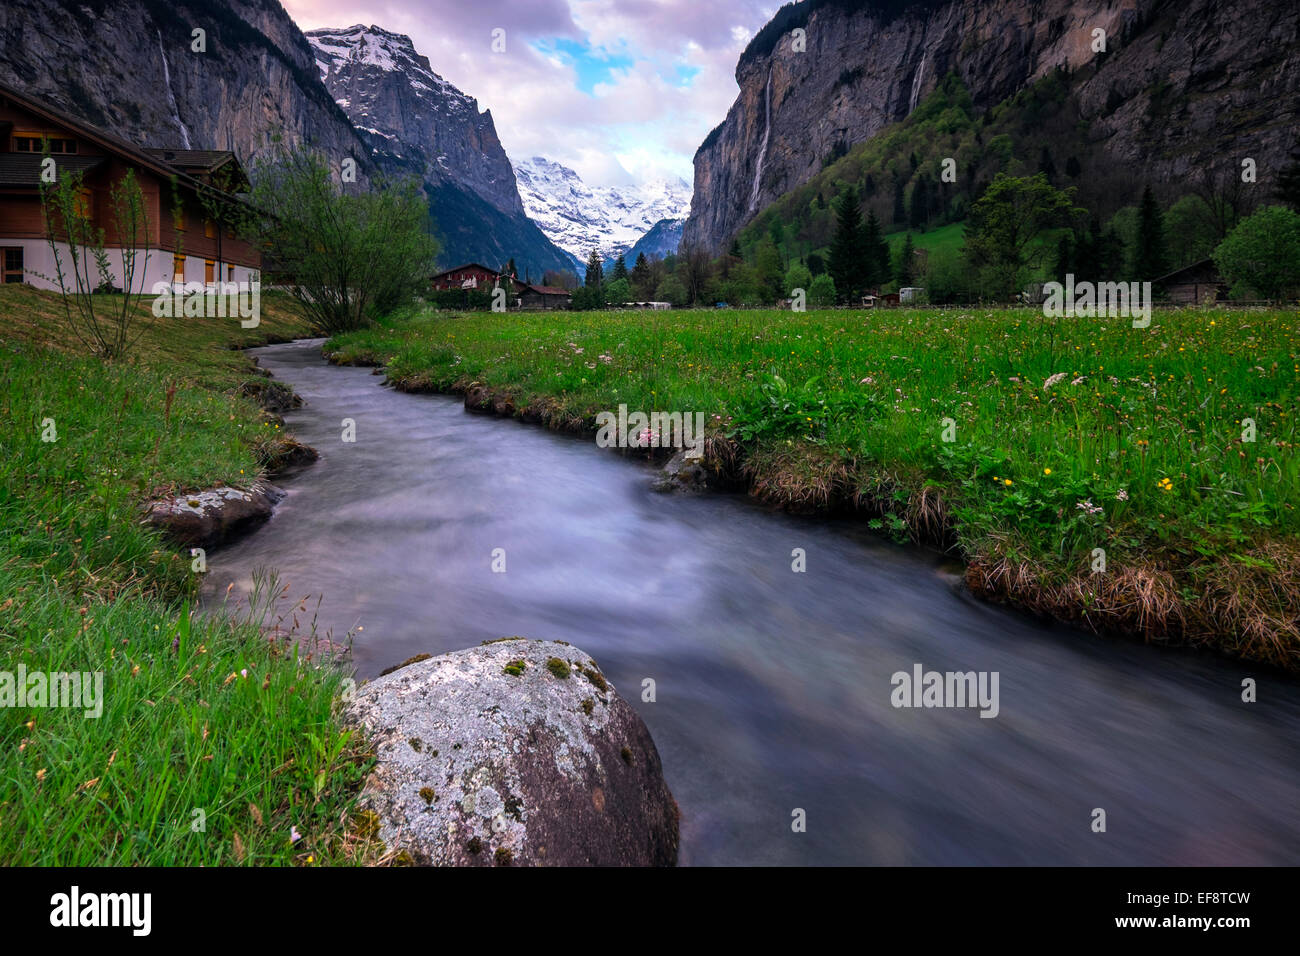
[204,340,1300,866]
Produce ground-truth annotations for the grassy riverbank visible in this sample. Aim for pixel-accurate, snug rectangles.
[0,285,377,865]
[327,305,1299,669]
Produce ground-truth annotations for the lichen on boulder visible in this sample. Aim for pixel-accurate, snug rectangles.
[140,479,284,550]
[347,638,679,866]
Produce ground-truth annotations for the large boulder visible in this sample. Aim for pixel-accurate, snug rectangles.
[140,480,284,550]
[348,638,679,866]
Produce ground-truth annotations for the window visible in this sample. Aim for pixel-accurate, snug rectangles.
[2,248,23,283]
[173,255,185,282]
[13,134,77,154]
[204,260,215,284]
[204,219,217,239]
[227,265,235,281]
[172,204,186,232]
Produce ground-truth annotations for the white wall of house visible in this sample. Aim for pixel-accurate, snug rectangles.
[4,239,258,294]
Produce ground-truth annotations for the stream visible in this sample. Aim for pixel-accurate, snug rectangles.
[203,339,1300,866]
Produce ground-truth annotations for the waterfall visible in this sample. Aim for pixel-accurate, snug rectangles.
[157,30,193,149]
[908,53,926,114]
[747,67,773,214]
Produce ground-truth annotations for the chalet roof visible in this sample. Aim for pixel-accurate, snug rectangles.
[0,153,105,187]
[144,148,236,170]
[431,262,500,279]
[0,79,245,202]
[1155,257,1223,285]
[519,284,571,295]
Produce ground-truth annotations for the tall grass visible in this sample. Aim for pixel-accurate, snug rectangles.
[0,295,375,865]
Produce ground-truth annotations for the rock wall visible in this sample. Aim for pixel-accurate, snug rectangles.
[682,0,1300,253]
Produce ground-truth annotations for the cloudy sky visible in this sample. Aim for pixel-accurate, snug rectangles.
[282,0,778,188]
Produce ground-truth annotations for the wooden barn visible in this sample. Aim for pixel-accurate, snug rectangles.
[1156,258,1226,304]
[516,282,572,310]
[0,79,260,292]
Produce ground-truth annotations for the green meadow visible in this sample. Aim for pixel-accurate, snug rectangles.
[0,286,376,865]
[329,304,1299,667]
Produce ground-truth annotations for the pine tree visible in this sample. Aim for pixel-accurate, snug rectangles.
[1053,233,1073,283]
[893,179,907,225]
[584,250,603,288]
[1276,144,1300,212]
[631,252,651,297]
[862,210,888,288]
[1037,146,1056,183]
[909,175,929,230]
[896,232,916,285]
[506,257,517,279]
[1132,185,1169,280]
[829,186,867,301]
[613,254,628,281]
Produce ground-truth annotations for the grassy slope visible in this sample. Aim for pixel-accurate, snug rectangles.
[0,286,378,865]
[328,305,1299,669]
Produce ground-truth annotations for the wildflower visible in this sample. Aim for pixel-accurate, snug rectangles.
[1075,499,1103,516]
[1043,372,1067,389]
[1157,477,1173,492]
[1070,376,1085,386]
[1116,489,1129,501]
[859,376,874,385]
[1003,479,1013,487]
[1043,468,1052,476]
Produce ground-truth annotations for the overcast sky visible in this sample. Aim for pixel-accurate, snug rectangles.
[282,0,778,188]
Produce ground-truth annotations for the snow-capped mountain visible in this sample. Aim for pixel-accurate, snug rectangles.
[513,156,692,264]
[306,25,573,276]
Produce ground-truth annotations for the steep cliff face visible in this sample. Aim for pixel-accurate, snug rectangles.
[307,24,523,217]
[0,0,369,173]
[683,0,1300,253]
[306,25,573,276]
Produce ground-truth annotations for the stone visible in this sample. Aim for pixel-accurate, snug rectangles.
[347,638,679,866]
[140,480,284,550]
[652,448,710,493]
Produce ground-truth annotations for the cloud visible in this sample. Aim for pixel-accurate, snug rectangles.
[282,0,772,188]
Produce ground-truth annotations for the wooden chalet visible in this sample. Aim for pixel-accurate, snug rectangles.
[516,282,572,310]
[431,263,504,291]
[1156,258,1226,304]
[0,79,260,292]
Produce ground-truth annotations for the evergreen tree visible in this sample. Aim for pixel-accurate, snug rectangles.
[829,186,867,301]
[909,151,919,172]
[584,249,603,288]
[613,254,628,281]
[1132,185,1169,280]
[1276,144,1300,212]
[896,232,916,285]
[729,238,743,259]
[909,175,930,230]
[893,179,907,225]
[1053,233,1073,283]
[863,173,876,197]
[631,252,652,297]
[862,210,889,288]
[1037,146,1056,183]
[506,257,517,279]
